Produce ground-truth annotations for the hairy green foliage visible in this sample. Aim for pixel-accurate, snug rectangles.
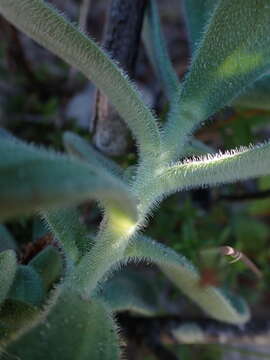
[4,290,121,360]
[0,224,17,252]
[8,265,45,306]
[0,250,17,307]
[0,0,161,162]
[0,0,270,357]
[0,300,40,346]
[43,208,91,263]
[63,132,124,179]
[165,0,270,158]
[139,141,270,211]
[125,236,249,324]
[99,268,161,316]
[234,75,270,110]
[143,0,179,101]
[182,0,216,54]
[183,0,270,111]
[29,246,63,292]
[0,137,138,222]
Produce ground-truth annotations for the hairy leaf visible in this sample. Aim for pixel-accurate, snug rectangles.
[125,236,250,324]
[63,132,124,179]
[165,0,270,158]
[0,0,161,161]
[140,142,270,211]
[0,299,39,346]
[0,250,17,307]
[234,75,270,110]
[143,0,179,100]
[0,224,17,252]
[29,246,63,292]
[43,208,91,263]
[8,265,45,306]
[5,290,121,360]
[99,268,160,316]
[0,138,138,222]
[183,0,217,54]
[183,2,270,110]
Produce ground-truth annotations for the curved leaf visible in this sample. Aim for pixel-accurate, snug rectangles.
[125,236,250,324]
[165,0,270,158]
[139,141,270,212]
[0,138,138,223]
[43,208,91,263]
[99,268,160,316]
[63,132,124,179]
[5,290,121,360]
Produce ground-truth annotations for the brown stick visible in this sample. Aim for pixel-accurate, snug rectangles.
[92,0,147,156]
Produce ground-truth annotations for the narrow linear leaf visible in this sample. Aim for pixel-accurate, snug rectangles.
[0,224,17,252]
[125,236,250,325]
[182,0,218,54]
[63,132,124,179]
[183,0,270,111]
[0,138,138,223]
[165,0,270,158]
[0,250,17,307]
[143,0,179,100]
[98,268,160,316]
[153,142,270,201]
[5,290,121,360]
[0,0,161,161]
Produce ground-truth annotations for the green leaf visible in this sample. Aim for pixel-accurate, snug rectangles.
[125,236,250,324]
[0,224,17,252]
[5,290,121,360]
[63,132,124,179]
[165,0,270,158]
[99,268,160,316]
[0,299,40,346]
[139,141,270,211]
[0,0,161,162]
[234,75,270,110]
[43,208,91,263]
[32,217,48,242]
[183,0,217,54]
[0,250,17,307]
[29,246,63,292]
[0,138,138,223]
[143,0,179,101]
[7,265,45,306]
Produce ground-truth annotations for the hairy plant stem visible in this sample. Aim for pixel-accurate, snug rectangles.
[73,210,138,295]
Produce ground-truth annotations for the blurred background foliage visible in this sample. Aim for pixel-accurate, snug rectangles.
[0,0,270,359]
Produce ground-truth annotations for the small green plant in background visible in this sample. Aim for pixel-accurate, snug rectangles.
[0,0,270,358]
